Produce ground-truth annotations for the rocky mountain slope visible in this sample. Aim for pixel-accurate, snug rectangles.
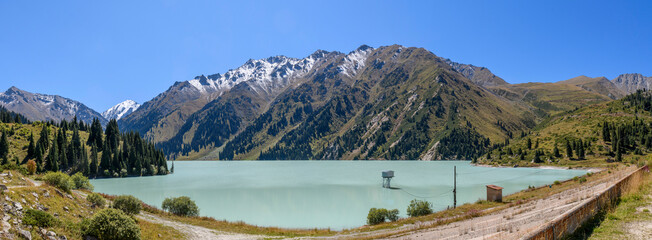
[611,73,652,94]
[444,59,508,87]
[102,100,140,120]
[0,86,107,125]
[558,75,625,99]
[118,51,329,143]
[150,45,535,160]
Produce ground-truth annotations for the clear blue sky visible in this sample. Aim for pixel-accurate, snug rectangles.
[1,0,650,112]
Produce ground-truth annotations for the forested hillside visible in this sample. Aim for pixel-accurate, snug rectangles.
[0,106,167,177]
[478,89,652,166]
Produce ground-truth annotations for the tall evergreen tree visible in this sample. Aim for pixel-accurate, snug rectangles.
[566,141,573,159]
[90,144,99,177]
[0,130,8,163]
[26,132,35,161]
[46,137,59,172]
[105,119,120,152]
[87,118,103,148]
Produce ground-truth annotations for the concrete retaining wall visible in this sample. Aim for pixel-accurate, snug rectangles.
[523,166,649,240]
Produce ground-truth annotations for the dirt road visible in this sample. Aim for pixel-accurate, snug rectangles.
[138,212,265,240]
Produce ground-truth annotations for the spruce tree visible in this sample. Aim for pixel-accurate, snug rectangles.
[527,138,532,149]
[100,143,112,174]
[105,119,120,152]
[80,145,89,175]
[90,144,99,177]
[616,142,622,162]
[46,138,59,172]
[0,130,8,162]
[566,141,573,159]
[553,144,560,158]
[26,132,35,160]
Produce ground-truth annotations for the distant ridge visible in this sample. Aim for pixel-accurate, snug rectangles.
[0,86,107,125]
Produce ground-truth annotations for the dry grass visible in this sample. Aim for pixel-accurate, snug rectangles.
[138,219,186,240]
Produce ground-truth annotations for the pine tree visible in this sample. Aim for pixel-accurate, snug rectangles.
[87,118,103,148]
[90,144,99,177]
[105,119,120,152]
[46,138,59,172]
[527,138,532,149]
[100,143,112,174]
[80,145,89,175]
[566,141,573,159]
[26,132,35,160]
[0,130,8,162]
[37,124,49,153]
[553,144,560,158]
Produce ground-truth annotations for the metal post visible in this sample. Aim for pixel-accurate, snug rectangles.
[453,166,457,209]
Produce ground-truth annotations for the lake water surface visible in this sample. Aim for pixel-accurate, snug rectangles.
[90,161,586,230]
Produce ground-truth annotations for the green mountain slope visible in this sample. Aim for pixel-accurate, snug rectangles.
[161,45,535,160]
[478,90,652,167]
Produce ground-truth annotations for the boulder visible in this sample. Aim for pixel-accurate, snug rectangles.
[18,229,31,240]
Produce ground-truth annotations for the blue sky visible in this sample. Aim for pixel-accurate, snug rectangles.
[1,0,650,111]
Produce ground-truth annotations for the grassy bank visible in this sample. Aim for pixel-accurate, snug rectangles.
[586,170,652,239]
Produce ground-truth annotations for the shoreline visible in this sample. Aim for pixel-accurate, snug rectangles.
[471,163,603,173]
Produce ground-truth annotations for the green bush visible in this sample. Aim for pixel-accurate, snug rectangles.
[87,193,106,208]
[367,208,399,225]
[71,172,94,191]
[112,195,142,215]
[387,209,399,222]
[407,199,433,217]
[579,177,587,184]
[23,209,56,227]
[83,208,140,240]
[554,180,561,185]
[162,196,199,217]
[43,171,73,193]
[367,208,388,225]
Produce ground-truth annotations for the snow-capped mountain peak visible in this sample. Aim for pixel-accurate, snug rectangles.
[102,100,140,120]
[338,45,374,77]
[186,53,328,96]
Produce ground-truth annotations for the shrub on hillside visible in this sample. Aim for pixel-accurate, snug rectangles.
[26,160,36,175]
[87,193,106,208]
[71,172,93,191]
[162,196,199,217]
[23,209,56,227]
[387,209,399,222]
[407,199,433,217]
[83,208,140,240]
[367,208,388,225]
[367,208,400,225]
[112,195,142,215]
[43,171,73,193]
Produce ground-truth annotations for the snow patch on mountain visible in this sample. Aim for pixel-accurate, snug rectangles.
[185,53,326,96]
[338,45,374,77]
[102,100,140,120]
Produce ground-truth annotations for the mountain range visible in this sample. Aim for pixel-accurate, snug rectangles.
[1,45,650,160]
[0,86,107,125]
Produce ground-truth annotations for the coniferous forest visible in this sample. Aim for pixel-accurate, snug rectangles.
[0,106,167,178]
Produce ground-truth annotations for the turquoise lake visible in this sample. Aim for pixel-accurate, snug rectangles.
[90,161,587,230]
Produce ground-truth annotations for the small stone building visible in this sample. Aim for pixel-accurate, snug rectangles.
[486,185,503,202]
